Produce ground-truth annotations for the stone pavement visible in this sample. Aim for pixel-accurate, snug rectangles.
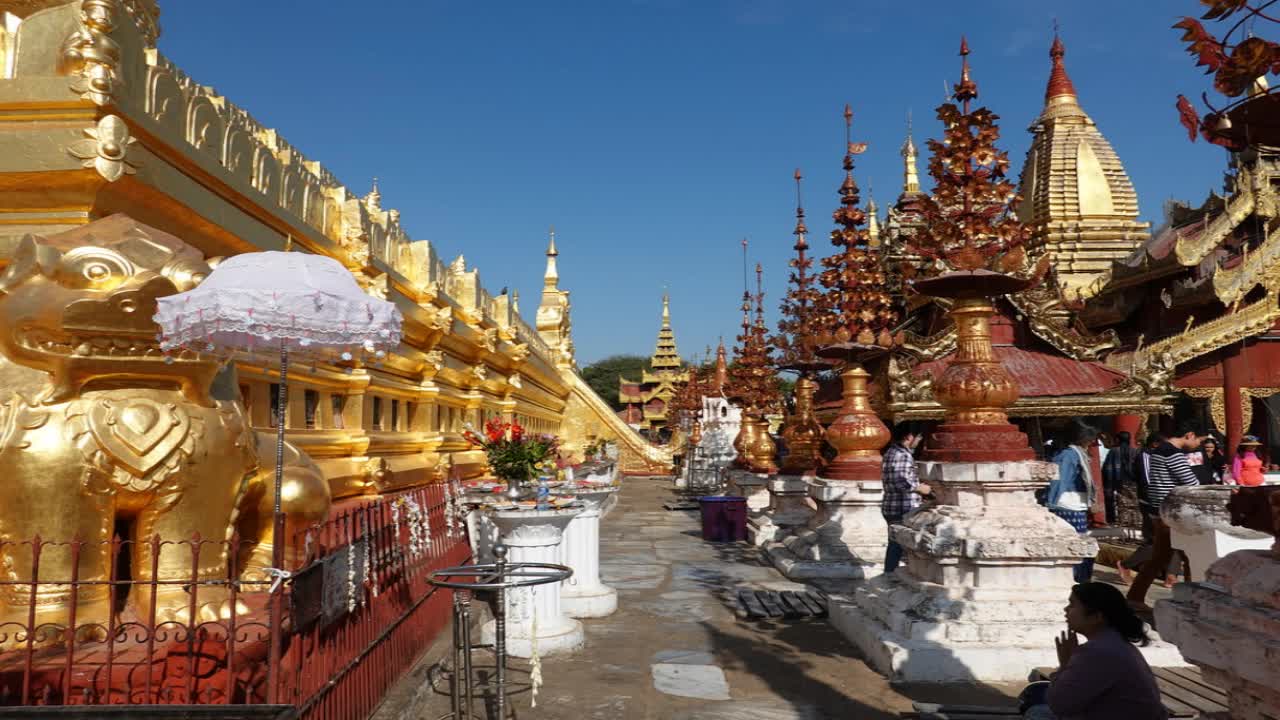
[404,476,1025,719]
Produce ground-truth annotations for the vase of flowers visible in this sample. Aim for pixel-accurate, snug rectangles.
[464,419,560,501]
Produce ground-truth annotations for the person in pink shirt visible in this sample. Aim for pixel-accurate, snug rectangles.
[1232,436,1266,487]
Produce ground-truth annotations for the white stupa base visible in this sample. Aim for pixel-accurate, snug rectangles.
[763,477,885,581]
[827,581,1189,683]
[481,615,585,658]
[830,459,1187,683]
[561,583,619,618]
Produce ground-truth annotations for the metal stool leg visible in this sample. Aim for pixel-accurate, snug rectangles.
[460,591,475,719]
[494,547,508,720]
[455,594,467,719]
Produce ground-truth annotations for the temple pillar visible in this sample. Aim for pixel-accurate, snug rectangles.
[1224,350,1247,457]
[1113,414,1142,445]
[1088,440,1105,526]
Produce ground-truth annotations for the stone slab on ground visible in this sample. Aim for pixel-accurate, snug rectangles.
[651,662,732,700]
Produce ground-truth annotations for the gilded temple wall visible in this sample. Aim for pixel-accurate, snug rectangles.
[0,0,670,498]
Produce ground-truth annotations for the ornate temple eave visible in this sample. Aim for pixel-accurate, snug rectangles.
[884,393,1173,422]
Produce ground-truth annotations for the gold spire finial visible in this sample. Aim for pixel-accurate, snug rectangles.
[543,226,559,288]
[902,112,921,194]
[867,185,881,247]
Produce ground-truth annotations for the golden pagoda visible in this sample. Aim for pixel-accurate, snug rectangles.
[1015,33,1150,297]
[535,227,575,369]
[618,294,690,437]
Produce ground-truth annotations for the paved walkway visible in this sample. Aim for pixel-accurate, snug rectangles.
[414,477,1025,719]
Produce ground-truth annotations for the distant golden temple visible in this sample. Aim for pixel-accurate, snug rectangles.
[618,294,689,437]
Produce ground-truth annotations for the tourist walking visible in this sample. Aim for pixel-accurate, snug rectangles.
[1126,423,1202,610]
[1101,431,1137,524]
[1232,436,1266,486]
[1119,440,1192,587]
[880,422,929,574]
[1019,582,1167,719]
[1047,425,1098,583]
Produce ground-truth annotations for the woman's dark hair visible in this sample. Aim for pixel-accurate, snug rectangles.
[1114,431,1131,447]
[1071,582,1150,646]
[892,421,925,443]
[1072,423,1099,448]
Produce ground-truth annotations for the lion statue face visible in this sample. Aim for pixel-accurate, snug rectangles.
[0,214,220,403]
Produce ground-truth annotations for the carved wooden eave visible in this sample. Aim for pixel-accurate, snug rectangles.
[880,353,1171,421]
[1213,221,1280,306]
[1131,290,1280,373]
[1173,165,1266,267]
[1004,291,1119,361]
[898,326,956,362]
[897,290,1116,364]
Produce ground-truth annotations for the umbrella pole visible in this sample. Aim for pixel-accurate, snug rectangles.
[267,343,289,703]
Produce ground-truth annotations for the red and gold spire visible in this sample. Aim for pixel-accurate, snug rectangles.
[813,104,897,350]
[909,39,1030,273]
[1045,32,1078,102]
[774,169,827,370]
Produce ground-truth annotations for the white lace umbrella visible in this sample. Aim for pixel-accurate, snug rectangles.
[153,251,401,692]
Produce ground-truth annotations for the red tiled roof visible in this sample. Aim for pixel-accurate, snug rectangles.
[916,346,1126,397]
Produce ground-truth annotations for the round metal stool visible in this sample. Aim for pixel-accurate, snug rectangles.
[428,544,572,719]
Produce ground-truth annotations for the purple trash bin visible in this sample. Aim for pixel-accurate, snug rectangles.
[698,496,748,542]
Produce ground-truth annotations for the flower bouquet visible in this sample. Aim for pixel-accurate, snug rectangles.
[464,419,560,500]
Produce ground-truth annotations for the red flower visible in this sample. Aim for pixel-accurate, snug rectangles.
[511,423,525,442]
[484,418,507,443]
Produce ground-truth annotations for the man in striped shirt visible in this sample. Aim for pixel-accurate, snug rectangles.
[1126,422,1202,610]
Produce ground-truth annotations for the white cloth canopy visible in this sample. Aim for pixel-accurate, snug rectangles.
[154,251,402,358]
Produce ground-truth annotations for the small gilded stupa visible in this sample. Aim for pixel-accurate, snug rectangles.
[618,294,690,436]
[882,114,929,287]
[1016,33,1150,296]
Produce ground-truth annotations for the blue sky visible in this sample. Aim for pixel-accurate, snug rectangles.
[161,1,1226,366]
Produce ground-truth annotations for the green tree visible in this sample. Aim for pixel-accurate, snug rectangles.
[581,354,652,411]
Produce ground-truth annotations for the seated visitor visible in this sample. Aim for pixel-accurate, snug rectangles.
[1021,582,1167,720]
[1232,436,1266,487]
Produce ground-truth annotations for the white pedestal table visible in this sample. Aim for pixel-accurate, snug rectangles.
[560,486,619,618]
[480,506,585,657]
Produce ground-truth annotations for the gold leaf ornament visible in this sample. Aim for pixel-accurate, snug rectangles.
[69,115,139,182]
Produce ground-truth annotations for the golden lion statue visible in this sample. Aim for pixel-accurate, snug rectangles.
[0,214,330,636]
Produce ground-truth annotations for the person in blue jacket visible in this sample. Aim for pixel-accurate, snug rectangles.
[1047,425,1099,583]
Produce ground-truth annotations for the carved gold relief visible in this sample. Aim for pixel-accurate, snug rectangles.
[68,115,139,182]
[58,0,122,105]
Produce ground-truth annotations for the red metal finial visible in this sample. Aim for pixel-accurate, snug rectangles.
[794,169,808,247]
[954,36,979,106]
[1045,29,1077,101]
